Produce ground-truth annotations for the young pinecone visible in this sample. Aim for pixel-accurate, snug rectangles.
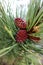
[15,18,27,29]
[16,30,28,42]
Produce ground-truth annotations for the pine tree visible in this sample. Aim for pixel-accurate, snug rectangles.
[0,0,43,65]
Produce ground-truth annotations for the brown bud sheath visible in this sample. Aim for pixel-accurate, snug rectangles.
[28,35,40,42]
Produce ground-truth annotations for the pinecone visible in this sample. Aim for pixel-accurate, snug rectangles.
[16,30,28,42]
[15,18,27,29]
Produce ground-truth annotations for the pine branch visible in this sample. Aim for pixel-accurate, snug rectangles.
[0,0,43,65]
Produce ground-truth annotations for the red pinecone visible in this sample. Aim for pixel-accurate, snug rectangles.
[15,18,27,29]
[16,30,28,42]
